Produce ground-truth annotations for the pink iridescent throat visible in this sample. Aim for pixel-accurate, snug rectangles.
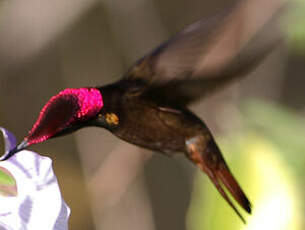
[26,88,103,145]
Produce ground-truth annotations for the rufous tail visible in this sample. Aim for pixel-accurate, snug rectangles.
[186,136,251,223]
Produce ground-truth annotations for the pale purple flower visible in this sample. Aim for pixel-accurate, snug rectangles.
[0,127,70,230]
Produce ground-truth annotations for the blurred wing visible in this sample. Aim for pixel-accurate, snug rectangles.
[123,1,284,106]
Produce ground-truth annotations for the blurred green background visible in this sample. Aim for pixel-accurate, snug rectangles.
[0,0,304,229]
[188,100,305,230]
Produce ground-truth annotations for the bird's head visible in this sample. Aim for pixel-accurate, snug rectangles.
[1,88,104,160]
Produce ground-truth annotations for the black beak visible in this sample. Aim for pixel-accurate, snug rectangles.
[0,140,29,161]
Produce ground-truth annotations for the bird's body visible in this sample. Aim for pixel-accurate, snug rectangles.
[97,80,251,221]
[98,81,202,154]
[1,2,282,223]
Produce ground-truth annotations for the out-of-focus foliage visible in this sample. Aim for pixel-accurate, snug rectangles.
[187,100,304,230]
[0,168,17,197]
[0,168,15,186]
[284,0,305,52]
[243,100,305,173]
[0,131,16,196]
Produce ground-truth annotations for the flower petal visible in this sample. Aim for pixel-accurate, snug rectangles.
[0,127,70,230]
[0,128,17,154]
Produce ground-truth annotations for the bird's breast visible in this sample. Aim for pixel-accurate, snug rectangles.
[111,99,203,154]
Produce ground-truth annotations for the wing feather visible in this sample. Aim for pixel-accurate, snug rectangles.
[124,0,285,106]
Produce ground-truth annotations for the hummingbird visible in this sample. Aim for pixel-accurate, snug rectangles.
[1,3,280,223]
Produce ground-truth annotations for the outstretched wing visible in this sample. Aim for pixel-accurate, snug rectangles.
[123,1,283,106]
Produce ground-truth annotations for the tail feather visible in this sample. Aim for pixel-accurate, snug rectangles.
[205,168,247,224]
[216,164,252,214]
[186,136,251,223]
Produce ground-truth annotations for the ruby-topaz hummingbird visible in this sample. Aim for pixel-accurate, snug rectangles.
[1,3,281,223]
